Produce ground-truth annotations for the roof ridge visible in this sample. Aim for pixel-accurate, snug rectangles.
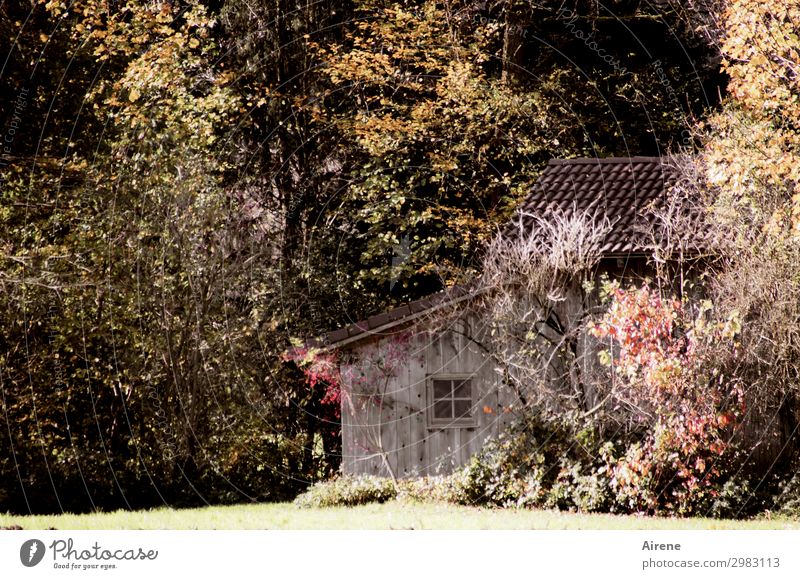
[548,156,665,165]
[312,281,483,349]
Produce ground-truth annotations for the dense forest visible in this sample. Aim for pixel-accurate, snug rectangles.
[1,0,798,516]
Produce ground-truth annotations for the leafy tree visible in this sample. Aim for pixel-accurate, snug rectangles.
[312,0,723,307]
[1,0,328,513]
[705,0,800,232]
[699,0,800,470]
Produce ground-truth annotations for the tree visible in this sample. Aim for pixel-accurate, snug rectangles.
[0,0,319,512]
[700,0,800,470]
[307,0,722,310]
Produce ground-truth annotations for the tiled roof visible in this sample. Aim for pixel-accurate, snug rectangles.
[506,156,680,255]
[319,156,694,348]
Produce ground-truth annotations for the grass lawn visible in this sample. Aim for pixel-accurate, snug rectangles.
[1,501,798,530]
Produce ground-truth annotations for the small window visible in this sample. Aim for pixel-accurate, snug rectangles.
[427,376,475,428]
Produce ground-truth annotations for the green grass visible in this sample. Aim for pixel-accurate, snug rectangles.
[1,501,798,530]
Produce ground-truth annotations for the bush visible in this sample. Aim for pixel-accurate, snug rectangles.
[451,415,605,510]
[455,424,546,507]
[544,458,613,513]
[398,476,462,504]
[293,415,779,518]
[771,468,800,518]
[703,474,759,519]
[199,431,312,504]
[294,475,397,508]
[590,283,746,515]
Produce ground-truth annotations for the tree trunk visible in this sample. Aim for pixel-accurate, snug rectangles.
[501,3,528,88]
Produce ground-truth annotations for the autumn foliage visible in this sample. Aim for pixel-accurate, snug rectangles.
[705,0,800,235]
[284,347,342,417]
[590,284,744,513]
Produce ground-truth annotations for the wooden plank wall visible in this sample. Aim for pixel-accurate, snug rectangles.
[340,314,517,477]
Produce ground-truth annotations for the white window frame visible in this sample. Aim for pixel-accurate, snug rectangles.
[426,374,476,429]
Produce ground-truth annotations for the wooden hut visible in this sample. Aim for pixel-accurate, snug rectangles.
[319,156,696,477]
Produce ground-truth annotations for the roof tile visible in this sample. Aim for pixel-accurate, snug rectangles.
[502,156,690,254]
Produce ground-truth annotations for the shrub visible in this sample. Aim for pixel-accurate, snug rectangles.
[771,468,800,518]
[544,457,613,513]
[294,475,397,508]
[455,425,549,507]
[590,283,745,514]
[398,476,462,504]
[703,474,760,520]
[204,431,312,504]
[451,415,606,509]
